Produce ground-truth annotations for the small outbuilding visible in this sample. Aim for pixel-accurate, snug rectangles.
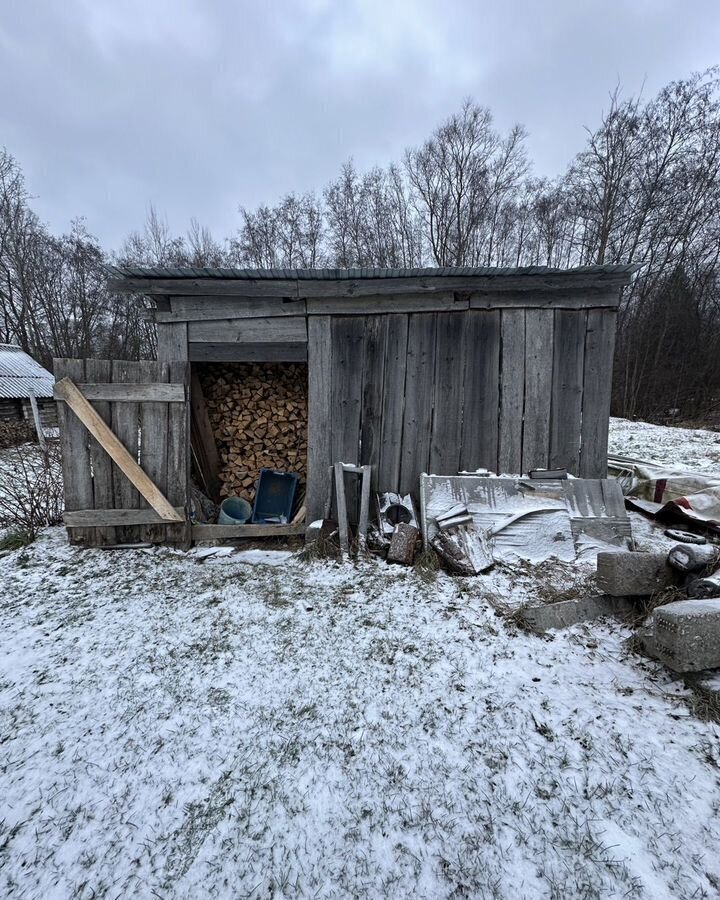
[0,343,57,432]
[54,265,635,547]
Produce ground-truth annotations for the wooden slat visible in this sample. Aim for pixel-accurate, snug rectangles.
[110,360,142,543]
[110,272,632,298]
[550,309,587,475]
[191,522,306,540]
[399,313,436,495]
[469,290,619,309]
[331,316,366,521]
[55,359,94,546]
[359,315,388,491]
[157,296,306,321]
[54,383,185,402]
[187,317,307,344]
[580,308,617,477]
[156,321,188,362]
[139,361,170,543]
[460,310,500,473]
[521,309,555,473]
[377,314,409,493]
[429,311,465,476]
[188,342,308,362]
[166,361,191,546]
[306,316,333,523]
[497,309,526,474]
[65,507,185,527]
[85,359,116,547]
[306,291,465,315]
[334,461,350,557]
[54,375,183,523]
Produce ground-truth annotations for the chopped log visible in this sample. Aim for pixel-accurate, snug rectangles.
[387,523,419,565]
[667,543,720,573]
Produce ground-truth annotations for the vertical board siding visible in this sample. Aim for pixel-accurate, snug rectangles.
[460,310,501,473]
[111,360,143,544]
[521,309,555,473]
[139,360,170,543]
[331,316,366,520]
[497,309,526,474]
[55,358,94,546]
[359,315,388,491]
[399,313,437,494]
[84,359,116,547]
[306,316,333,522]
[377,314,409,493]
[580,307,617,477]
[430,312,466,476]
[550,309,587,474]
[166,361,191,546]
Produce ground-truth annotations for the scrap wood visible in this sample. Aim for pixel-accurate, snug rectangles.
[387,523,419,566]
[687,569,720,599]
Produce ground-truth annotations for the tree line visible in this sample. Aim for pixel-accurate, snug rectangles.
[1,69,719,422]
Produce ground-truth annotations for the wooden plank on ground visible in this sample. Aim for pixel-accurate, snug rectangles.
[497,309,526,474]
[55,358,94,546]
[188,342,308,362]
[580,308,617,477]
[429,311,466,476]
[192,522,306,540]
[85,359,116,547]
[460,310,501,473]
[157,296,306,321]
[330,316,366,521]
[359,315,388,491]
[550,309,587,475]
[399,313,436,495]
[377,314,409,494]
[187,317,307,344]
[306,316,333,523]
[522,309,555,473]
[54,375,182,523]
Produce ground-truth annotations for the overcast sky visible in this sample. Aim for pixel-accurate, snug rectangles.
[2,0,719,250]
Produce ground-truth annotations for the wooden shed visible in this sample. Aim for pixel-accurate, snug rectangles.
[54,265,635,547]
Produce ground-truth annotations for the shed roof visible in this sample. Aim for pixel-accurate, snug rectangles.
[0,345,55,399]
[108,263,637,281]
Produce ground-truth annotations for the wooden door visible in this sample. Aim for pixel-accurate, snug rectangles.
[54,358,190,547]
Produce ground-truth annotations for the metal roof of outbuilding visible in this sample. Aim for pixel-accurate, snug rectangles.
[0,345,54,399]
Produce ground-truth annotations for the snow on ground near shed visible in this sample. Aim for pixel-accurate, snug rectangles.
[2,530,720,899]
[609,417,720,474]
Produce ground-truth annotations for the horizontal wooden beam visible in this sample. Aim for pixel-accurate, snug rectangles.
[156,296,307,322]
[305,291,464,315]
[192,522,306,540]
[188,342,308,362]
[53,382,186,402]
[187,316,308,344]
[468,290,620,309]
[110,272,634,298]
[64,506,186,526]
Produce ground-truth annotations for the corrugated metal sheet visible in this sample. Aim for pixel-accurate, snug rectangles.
[0,345,54,399]
[106,263,639,281]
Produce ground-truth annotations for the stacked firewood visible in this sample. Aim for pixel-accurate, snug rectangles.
[199,363,308,502]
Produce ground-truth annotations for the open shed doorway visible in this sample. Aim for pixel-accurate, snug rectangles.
[190,361,308,533]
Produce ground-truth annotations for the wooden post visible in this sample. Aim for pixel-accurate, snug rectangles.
[27,390,46,451]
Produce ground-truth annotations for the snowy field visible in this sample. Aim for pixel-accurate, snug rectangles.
[1,421,720,898]
[610,416,720,474]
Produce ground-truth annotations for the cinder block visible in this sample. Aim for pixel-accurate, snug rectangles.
[654,600,720,673]
[596,551,682,596]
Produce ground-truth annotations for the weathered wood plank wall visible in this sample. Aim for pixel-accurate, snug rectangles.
[54,358,190,547]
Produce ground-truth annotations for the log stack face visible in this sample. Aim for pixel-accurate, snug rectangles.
[198,362,308,502]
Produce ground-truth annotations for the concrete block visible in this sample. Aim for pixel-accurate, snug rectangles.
[596,551,682,596]
[520,594,637,631]
[654,600,720,673]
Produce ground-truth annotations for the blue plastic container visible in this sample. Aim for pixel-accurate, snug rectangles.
[251,469,299,524]
[218,496,252,525]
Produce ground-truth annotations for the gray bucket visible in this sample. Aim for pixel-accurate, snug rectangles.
[218,497,252,525]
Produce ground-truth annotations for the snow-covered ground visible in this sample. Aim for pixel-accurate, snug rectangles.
[1,530,719,899]
[1,421,720,898]
[610,417,720,474]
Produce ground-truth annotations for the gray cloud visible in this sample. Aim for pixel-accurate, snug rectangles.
[2,0,719,248]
